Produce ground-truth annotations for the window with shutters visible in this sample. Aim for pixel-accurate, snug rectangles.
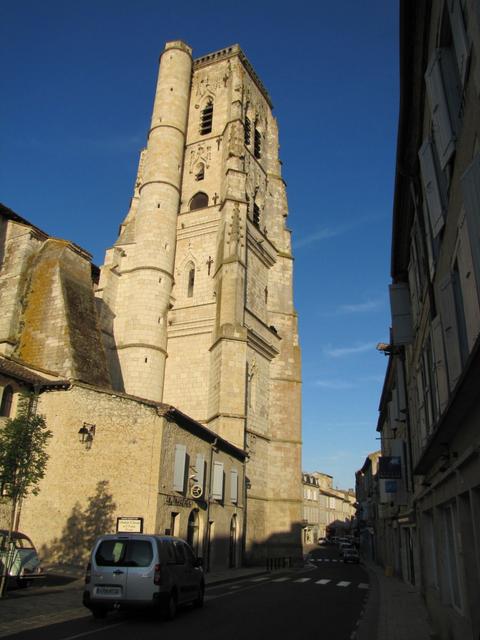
[189,192,209,211]
[200,99,213,135]
[173,444,187,492]
[460,153,480,311]
[431,315,450,414]
[389,283,413,345]
[455,214,480,350]
[444,0,469,87]
[211,461,224,501]
[438,273,464,391]
[230,468,238,504]
[418,138,448,238]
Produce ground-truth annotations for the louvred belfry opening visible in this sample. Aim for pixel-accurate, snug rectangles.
[200,100,213,135]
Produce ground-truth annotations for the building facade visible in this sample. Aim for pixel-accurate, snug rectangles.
[373,3,480,639]
[0,41,302,566]
[96,42,302,561]
[302,471,356,549]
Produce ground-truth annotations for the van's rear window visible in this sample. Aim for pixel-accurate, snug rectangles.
[95,540,153,567]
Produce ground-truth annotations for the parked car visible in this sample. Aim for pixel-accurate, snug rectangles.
[83,534,204,620]
[343,548,360,564]
[0,529,44,588]
[339,543,355,557]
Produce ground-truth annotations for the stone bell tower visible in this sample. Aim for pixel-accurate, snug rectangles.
[97,42,302,561]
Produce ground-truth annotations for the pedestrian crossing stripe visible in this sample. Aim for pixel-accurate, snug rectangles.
[294,578,311,583]
[249,577,368,588]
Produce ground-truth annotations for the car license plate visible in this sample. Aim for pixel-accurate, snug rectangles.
[95,586,122,597]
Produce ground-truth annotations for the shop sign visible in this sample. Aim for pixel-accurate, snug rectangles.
[378,456,402,479]
[165,495,193,508]
[117,517,144,533]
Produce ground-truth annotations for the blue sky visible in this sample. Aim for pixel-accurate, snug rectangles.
[1,1,398,490]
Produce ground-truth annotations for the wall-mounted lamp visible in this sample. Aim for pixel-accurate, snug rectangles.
[78,422,96,450]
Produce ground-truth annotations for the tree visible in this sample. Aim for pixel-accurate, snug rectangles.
[0,392,52,597]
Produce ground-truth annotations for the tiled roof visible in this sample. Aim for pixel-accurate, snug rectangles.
[0,357,69,388]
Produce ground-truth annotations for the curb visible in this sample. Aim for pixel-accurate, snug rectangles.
[354,562,379,640]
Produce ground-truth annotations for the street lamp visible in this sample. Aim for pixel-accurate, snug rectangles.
[78,423,96,450]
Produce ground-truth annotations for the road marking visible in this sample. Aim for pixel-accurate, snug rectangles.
[250,576,270,582]
[59,622,124,640]
[337,581,350,587]
[358,583,369,589]
[315,579,331,585]
[271,577,290,582]
[294,578,311,583]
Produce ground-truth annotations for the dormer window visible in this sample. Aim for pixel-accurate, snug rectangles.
[200,100,213,135]
[189,192,209,211]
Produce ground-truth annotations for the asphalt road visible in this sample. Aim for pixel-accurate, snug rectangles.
[3,545,369,640]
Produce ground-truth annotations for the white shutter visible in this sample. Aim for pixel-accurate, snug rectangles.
[448,0,469,85]
[457,213,480,349]
[389,283,413,345]
[173,444,186,492]
[211,461,224,500]
[230,468,238,504]
[418,139,447,237]
[415,368,427,446]
[425,49,459,169]
[195,453,205,492]
[438,274,463,390]
[431,315,450,413]
[422,201,436,278]
[461,154,480,299]
[408,257,419,328]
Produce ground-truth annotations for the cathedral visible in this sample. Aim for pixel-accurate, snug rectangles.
[0,41,302,567]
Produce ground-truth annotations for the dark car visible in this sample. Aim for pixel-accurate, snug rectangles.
[343,548,360,564]
[0,530,44,588]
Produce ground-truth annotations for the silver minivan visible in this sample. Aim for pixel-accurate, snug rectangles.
[83,534,204,620]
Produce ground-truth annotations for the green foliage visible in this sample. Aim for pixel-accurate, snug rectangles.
[0,393,52,502]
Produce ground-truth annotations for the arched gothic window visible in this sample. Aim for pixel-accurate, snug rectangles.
[189,192,209,211]
[200,99,213,135]
[187,264,195,298]
[0,386,13,417]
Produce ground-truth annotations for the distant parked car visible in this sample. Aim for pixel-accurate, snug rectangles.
[83,534,204,620]
[343,548,360,564]
[0,530,44,588]
[339,543,355,557]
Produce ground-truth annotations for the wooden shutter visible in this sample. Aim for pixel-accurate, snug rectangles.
[438,274,463,390]
[408,257,419,328]
[230,468,238,504]
[457,220,479,353]
[389,283,413,345]
[211,461,224,500]
[195,453,205,492]
[424,49,459,169]
[415,368,427,446]
[431,315,450,413]
[422,201,436,278]
[461,154,480,300]
[418,139,447,237]
[173,444,186,492]
[448,0,469,85]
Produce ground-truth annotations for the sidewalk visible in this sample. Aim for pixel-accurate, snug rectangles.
[357,560,437,640]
